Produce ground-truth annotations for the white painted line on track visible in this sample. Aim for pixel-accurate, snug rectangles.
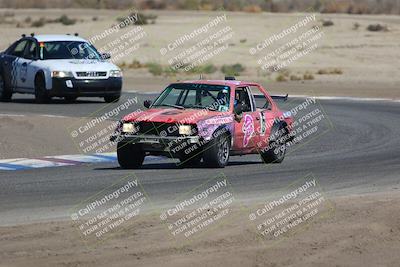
[0,153,164,171]
[0,114,26,117]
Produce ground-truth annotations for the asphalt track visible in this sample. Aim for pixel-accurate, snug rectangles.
[0,92,399,225]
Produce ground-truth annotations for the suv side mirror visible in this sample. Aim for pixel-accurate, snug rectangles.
[144,100,152,108]
[101,53,111,60]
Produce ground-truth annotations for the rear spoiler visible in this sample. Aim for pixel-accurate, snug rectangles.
[271,94,288,101]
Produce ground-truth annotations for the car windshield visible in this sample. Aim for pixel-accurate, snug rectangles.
[152,83,231,112]
[39,41,102,60]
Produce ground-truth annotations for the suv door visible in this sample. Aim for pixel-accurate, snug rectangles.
[232,86,260,152]
[18,39,38,92]
[2,39,29,92]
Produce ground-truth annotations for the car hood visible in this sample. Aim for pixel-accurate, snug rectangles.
[40,59,119,72]
[123,108,229,124]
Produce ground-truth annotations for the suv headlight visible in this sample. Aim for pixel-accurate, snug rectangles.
[122,123,138,133]
[110,70,122,77]
[52,71,73,78]
[179,125,192,135]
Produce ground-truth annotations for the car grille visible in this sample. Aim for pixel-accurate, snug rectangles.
[76,71,107,77]
[136,122,197,137]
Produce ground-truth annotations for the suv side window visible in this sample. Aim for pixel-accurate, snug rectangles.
[10,40,28,58]
[23,40,38,60]
[235,87,254,112]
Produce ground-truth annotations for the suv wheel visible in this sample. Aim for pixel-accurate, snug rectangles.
[260,125,287,163]
[35,75,50,104]
[104,95,120,103]
[0,73,12,102]
[117,142,145,169]
[203,133,230,168]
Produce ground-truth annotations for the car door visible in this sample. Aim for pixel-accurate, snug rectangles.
[232,86,260,152]
[0,51,14,91]
[18,39,38,92]
[5,39,29,92]
[0,39,28,92]
[249,85,278,150]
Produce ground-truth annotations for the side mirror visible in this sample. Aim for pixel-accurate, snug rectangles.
[144,100,152,108]
[101,53,111,60]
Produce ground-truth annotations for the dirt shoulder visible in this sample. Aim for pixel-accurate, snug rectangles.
[0,191,399,267]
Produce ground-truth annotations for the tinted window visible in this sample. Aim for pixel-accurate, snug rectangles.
[235,87,253,112]
[153,83,230,112]
[38,41,101,60]
[10,40,28,57]
[23,41,37,59]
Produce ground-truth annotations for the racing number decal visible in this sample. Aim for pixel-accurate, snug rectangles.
[242,114,254,147]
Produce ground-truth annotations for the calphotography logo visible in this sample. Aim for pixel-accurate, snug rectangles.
[159,174,240,244]
[70,175,150,247]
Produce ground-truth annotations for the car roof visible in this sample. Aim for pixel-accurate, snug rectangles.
[33,34,88,43]
[179,79,257,87]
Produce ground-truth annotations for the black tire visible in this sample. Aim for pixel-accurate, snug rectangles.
[0,72,12,102]
[117,142,145,169]
[65,96,78,103]
[35,75,50,104]
[203,132,230,168]
[260,125,287,164]
[104,95,120,103]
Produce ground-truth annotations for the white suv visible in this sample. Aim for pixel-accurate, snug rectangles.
[0,34,122,103]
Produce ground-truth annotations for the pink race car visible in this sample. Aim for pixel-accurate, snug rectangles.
[111,77,294,168]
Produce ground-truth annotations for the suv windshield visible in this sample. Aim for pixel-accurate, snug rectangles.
[153,83,231,111]
[39,41,102,60]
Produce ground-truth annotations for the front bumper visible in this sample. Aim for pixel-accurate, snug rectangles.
[49,77,122,97]
[111,134,200,145]
[111,134,201,154]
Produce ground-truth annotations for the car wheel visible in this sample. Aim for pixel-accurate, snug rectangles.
[65,96,78,103]
[260,125,287,164]
[35,75,50,104]
[203,133,230,168]
[117,142,145,169]
[104,95,120,103]
[0,72,12,102]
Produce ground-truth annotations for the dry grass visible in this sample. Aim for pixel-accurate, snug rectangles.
[367,24,389,32]
[290,74,302,81]
[303,72,315,80]
[322,19,334,27]
[317,68,343,75]
[276,74,288,82]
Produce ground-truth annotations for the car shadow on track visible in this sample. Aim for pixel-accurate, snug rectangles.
[8,97,105,105]
[93,161,263,171]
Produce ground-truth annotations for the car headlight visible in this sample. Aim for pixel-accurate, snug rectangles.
[51,71,73,78]
[110,70,122,77]
[179,125,192,135]
[122,123,138,133]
